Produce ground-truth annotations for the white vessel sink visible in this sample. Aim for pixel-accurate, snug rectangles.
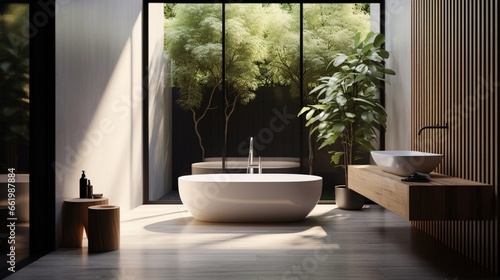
[370,150,443,176]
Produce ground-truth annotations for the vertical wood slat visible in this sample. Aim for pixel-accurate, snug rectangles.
[411,0,499,274]
[495,0,499,273]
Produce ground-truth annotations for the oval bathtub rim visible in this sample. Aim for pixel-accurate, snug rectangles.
[178,173,323,183]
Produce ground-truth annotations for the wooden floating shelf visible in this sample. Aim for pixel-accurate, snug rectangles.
[348,165,494,221]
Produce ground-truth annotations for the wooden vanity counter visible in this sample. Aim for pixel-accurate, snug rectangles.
[348,165,494,221]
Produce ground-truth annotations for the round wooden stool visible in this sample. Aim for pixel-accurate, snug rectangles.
[88,205,120,253]
[61,198,109,247]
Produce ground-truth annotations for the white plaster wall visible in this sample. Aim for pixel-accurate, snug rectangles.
[148,3,172,200]
[370,4,381,33]
[370,4,382,153]
[54,0,142,246]
[384,0,412,150]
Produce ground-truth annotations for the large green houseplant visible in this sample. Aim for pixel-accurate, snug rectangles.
[299,31,395,209]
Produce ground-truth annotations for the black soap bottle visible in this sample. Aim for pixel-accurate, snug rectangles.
[79,171,88,198]
[87,181,93,198]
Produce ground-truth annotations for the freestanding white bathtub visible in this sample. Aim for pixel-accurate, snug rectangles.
[178,173,322,223]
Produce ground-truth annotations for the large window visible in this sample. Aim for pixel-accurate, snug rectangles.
[0,2,30,273]
[144,2,382,203]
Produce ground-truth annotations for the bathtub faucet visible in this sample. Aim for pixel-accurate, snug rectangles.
[247,137,262,174]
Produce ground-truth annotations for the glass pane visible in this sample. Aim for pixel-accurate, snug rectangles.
[148,3,378,202]
[149,3,223,202]
[303,3,374,200]
[0,2,30,271]
[224,3,301,172]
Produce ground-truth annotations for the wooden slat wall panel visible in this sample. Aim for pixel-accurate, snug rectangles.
[411,0,499,273]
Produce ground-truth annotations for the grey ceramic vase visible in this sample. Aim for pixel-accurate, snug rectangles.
[335,185,365,210]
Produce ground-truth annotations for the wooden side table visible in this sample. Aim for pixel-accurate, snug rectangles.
[61,198,108,247]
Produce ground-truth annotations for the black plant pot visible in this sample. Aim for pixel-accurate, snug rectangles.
[335,185,365,210]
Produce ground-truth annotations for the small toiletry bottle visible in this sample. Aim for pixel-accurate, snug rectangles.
[79,171,88,198]
[87,180,93,198]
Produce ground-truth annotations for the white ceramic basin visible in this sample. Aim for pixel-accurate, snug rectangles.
[370,150,443,176]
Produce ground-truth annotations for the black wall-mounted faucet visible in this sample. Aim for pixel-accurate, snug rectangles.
[418,123,448,136]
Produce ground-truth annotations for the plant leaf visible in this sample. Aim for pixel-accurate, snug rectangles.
[363,31,375,44]
[305,108,316,120]
[336,94,347,106]
[355,64,368,74]
[362,43,374,54]
[297,106,310,116]
[345,112,356,119]
[383,68,396,75]
[361,111,374,123]
[373,33,385,48]
[330,152,344,165]
[379,49,390,59]
[353,32,362,47]
[332,54,348,67]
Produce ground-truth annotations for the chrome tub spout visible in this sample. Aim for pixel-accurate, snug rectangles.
[247,137,262,174]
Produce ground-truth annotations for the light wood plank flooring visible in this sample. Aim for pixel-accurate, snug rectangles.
[5,204,497,279]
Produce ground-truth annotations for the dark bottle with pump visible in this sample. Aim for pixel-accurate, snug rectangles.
[87,181,93,198]
[79,171,88,198]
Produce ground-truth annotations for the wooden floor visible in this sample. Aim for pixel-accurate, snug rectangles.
[5,204,497,279]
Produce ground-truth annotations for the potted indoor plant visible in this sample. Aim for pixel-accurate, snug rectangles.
[299,31,395,210]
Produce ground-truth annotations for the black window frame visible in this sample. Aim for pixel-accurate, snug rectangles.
[0,0,55,277]
[142,0,385,204]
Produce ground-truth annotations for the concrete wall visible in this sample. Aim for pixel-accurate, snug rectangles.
[54,0,142,246]
[384,0,412,150]
[368,2,411,151]
[148,3,172,200]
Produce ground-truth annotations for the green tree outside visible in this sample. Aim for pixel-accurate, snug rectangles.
[164,3,371,164]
